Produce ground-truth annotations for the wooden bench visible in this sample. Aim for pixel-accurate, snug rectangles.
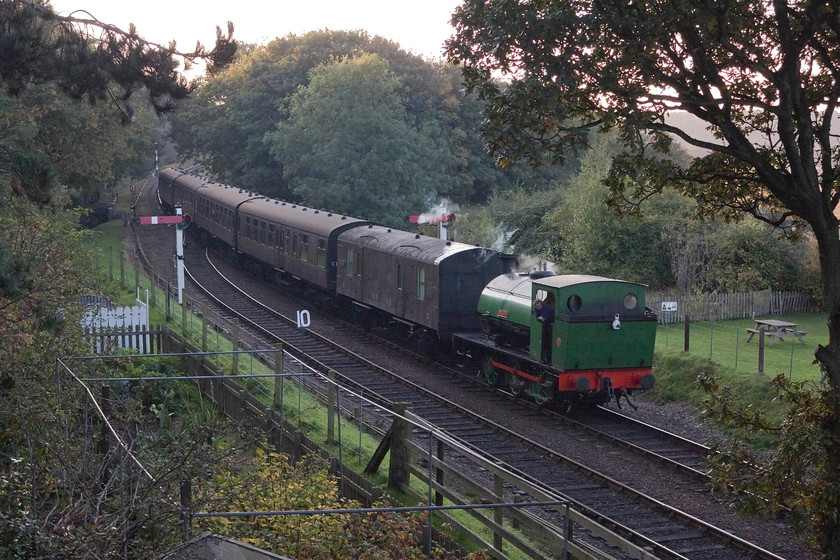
[746,328,761,343]
[746,327,807,344]
[778,331,806,339]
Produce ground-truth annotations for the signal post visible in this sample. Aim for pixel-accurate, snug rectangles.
[139,204,188,304]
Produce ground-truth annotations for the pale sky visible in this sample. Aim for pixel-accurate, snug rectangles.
[49,0,464,63]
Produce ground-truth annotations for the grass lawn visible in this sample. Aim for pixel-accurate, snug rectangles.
[656,313,826,382]
[87,219,170,323]
[652,313,827,430]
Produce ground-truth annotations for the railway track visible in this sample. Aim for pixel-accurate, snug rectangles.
[386,334,714,481]
[559,407,711,477]
[179,247,786,560]
[124,178,813,559]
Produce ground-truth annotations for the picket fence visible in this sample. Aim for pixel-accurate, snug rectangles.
[647,289,818,324]
[81,298,151,353]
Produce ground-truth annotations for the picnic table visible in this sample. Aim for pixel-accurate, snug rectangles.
[746,319,807,347]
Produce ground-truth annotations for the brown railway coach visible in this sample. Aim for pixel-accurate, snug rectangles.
[237,198,368,291]
[158,168,256,248]
[336,224,513,341]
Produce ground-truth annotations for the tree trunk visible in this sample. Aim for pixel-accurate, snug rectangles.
[810,220,840,555]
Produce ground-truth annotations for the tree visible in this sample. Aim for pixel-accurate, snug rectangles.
[544,133,674,287]
[266,53,451,226]
[0,0,236,202]
[176,30,574,209]
[178,30,450,202]
[0,83,159,204]
[447,0,840,553]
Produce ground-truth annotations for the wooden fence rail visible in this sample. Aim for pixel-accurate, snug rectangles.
[396,411,654,560]
[648,289,818,323]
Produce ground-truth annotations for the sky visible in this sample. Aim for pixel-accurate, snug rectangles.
[48,0,464,63]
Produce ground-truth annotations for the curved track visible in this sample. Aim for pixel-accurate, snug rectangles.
[179,246,787,560]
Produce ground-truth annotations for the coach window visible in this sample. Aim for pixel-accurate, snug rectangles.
[244,217,251,240]
[260,221,268,245]
[301,235,310,262]
[317,240,326,268]
[417,267,425,301]
[397,264,404,290]
[356,252,363,277]
[347,248,354,276]
[283,230,290,254]
[268,225,275,247]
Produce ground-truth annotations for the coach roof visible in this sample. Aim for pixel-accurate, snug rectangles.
[339,223,492,265]
[238,197,369,236]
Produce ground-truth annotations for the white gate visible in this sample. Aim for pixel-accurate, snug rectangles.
[82,293,150,353]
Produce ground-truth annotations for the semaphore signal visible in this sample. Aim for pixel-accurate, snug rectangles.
[139,215,183,225]
[138,205,186,304]
[408,212,456,240]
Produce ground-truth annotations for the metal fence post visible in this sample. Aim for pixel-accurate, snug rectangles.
[231,319,240,375]
[327,370,336,445]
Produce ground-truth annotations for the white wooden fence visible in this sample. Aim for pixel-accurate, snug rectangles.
[81,297,150,353]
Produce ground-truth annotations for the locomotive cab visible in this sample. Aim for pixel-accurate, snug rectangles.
[531,275,657,397]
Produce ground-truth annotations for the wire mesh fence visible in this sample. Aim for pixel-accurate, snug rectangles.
[657,318,823,380]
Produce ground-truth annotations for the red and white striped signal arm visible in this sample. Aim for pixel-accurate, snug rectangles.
[139,215,183,225]
[408,213,456,224]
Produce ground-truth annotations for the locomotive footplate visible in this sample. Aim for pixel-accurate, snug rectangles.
[451,331,653,407]
[452,332,556,379]
[451,332,539,365]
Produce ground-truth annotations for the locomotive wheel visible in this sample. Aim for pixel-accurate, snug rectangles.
[529,382,550,405]
[508,373,525,397]
[481,357,501,387]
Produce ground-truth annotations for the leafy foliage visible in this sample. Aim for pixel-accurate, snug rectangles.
[266,53,448,225]
[0,83,160,204]
[175,30,573,215]
[0,0,236,204]
[1,0,235,115]
[699,373,839,548]
[198,450,488,560]
[447,0,839,235]
[455,133,817,293]
[0,201,101,557]
[447,2,840,553]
